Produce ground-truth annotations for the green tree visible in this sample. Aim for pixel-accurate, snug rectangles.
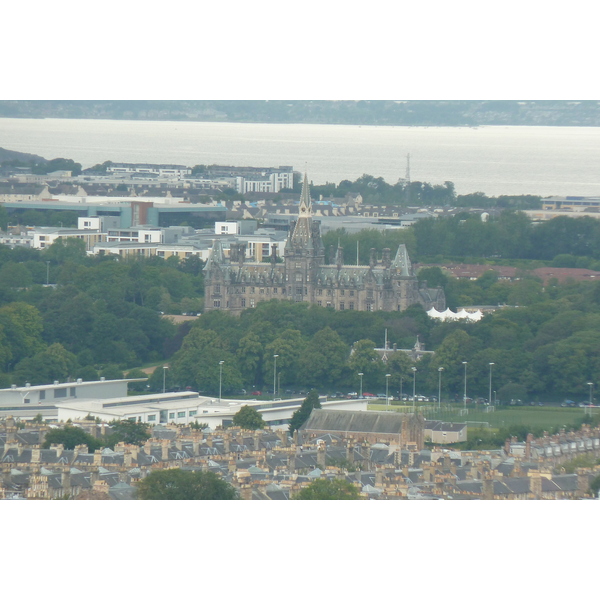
[232,405,265,430]
[135,469,238,500]
[289,389,321,434]
[348,339,384,391]
[13,343,77,386]
[297,326,348,388]
[171,328,242,394]
[294,478,361,500]
[236,332,264,387]
[42,425,103,451]
[105,420,151,446]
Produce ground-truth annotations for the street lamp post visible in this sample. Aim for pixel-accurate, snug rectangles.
[219,360,224,403]
[489,362,495,409]
[386,373,391,407]
[400,376,403,403]
[46,261,50,285]
[462,361,468,411]
[273,354,279,398]
[358,372,364,398]
[162,366,168,394]
[438,367,444,413]
[412,366,417,413]
[587,382,594,416]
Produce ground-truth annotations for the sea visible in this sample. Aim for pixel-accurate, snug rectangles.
[2,117,600,197]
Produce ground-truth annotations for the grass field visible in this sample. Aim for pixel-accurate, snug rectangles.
[368,402,594,432]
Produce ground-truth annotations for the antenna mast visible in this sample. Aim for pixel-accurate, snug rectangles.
[405,153,411,205]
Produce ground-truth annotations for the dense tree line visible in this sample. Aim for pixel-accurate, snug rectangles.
[165,273,600,404]
[413,213,600,263]
[4,210,600,406]
[310,174,541,209]
[0,241,203,386]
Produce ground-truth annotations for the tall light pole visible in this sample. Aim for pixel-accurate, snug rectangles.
[489,362,495,408]
[400,376,403,403]
[358,372,364,398]
[462,361,468,411]
[588,381,593,416]
[386,373,391,407]
[46,260,50,285]
[162,366,168,394]
[219,360,224,403]
[438,367,444,412]
[273,354,279,398]
[412,366,417,413]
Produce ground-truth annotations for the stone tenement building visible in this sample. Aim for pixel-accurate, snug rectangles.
[203,174,445,315]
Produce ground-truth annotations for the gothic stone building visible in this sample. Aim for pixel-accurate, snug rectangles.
[203,174,445,315]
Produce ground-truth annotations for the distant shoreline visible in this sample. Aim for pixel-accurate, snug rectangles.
[1,100,599,128]
[1,116,596,128]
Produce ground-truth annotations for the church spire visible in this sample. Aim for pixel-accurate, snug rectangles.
[290,171,313,248]
[298,172,312,216]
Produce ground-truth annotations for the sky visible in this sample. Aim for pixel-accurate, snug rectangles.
[3,1,597,596]
[4,1,598,101]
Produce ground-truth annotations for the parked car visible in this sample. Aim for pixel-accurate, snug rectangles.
[251,391,262,396]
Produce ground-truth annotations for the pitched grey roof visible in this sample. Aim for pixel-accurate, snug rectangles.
[301,409,419,435]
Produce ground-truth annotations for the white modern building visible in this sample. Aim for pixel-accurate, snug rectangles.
[56,394,369,430]
[107,163,192,178]
[0,378,146,420]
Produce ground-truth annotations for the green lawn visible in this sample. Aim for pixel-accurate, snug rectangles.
[368,402,592,432]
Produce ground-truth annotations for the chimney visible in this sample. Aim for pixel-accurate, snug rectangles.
[504,438,511,455]
[161,440,170,461]
[529,470,542,499]
[223,435,231,455]
[240,484,252,500]
[93,449,102,466]
[482,472,494,500]
[277,429,288,448]
[346,442,354,464]
[375,468,384,487]
[576,468,589,498]
[442,454,451,471]
[369,248,376,268]
[362,441,370,470]
[254,432,261,452]
[61,466,71,496]
[31,447,41,463]
[288,452,296,471]
[317,442,326,468]
[382,248,391,268]
[470,464,479,479]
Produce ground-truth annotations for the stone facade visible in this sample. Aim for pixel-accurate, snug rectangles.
[203,174,445,315]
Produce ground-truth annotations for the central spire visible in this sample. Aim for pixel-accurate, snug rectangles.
[290,172,313,248]
[298,172,312,216]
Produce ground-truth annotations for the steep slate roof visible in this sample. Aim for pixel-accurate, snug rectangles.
[301,409,411,435]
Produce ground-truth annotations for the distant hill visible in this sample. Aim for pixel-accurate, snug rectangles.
[1,100,600,127]
[0,147,47,164]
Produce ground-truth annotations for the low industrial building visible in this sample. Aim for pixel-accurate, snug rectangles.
[0,378,146,420]
[56,394,368,430]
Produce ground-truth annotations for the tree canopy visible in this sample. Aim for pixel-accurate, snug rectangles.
[294,478,361,500]
[289,390,321,434]
[135,469,238,500]
[232,406,265,430]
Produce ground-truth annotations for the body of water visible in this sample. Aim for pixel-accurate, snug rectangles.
[2,118,600,197]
